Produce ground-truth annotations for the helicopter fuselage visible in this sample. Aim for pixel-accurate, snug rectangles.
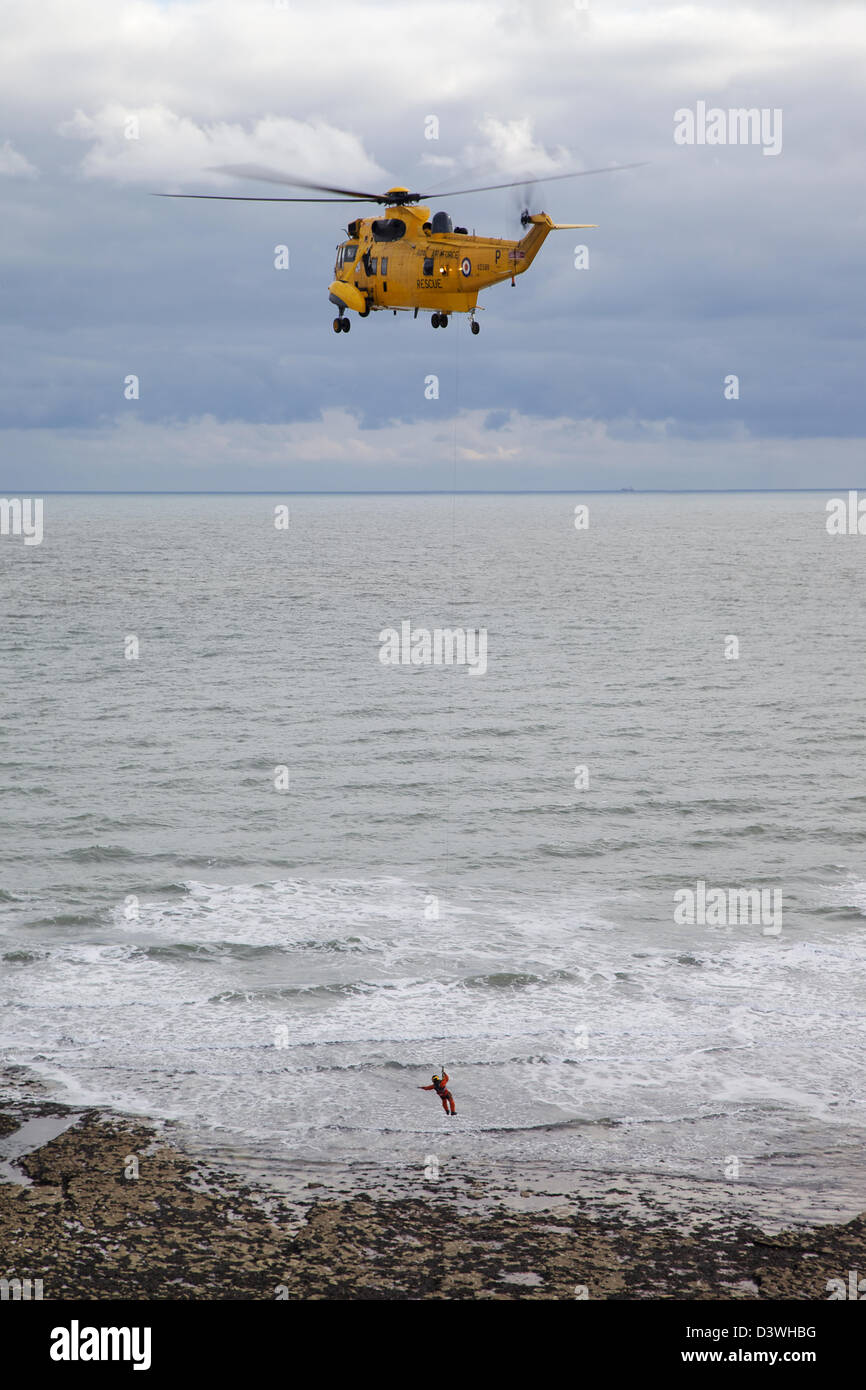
[327,199,575,323]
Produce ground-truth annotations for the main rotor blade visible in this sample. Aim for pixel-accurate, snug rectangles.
[154,161,647,208]
[210,163,387,201]
[420,162,648,199]
[154,193,376,202]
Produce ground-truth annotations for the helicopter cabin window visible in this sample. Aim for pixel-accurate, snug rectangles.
[423,256,434,275]
[368,256,377,274]
[380,257,388,276]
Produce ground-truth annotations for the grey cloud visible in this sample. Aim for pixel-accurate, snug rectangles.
[0,0,864,487]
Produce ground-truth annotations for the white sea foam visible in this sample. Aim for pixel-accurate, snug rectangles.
[4,873,866,1183]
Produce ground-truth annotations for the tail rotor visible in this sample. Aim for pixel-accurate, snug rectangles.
[508,175,538,233]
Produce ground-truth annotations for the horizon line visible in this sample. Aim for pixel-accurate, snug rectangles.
[5,488,861,497]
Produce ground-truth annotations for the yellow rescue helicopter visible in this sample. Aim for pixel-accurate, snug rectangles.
[158,162,642,334]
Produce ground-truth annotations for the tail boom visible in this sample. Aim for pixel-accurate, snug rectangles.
[512,212,597,273]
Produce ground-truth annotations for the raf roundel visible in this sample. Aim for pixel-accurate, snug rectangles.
[461,256,472,277]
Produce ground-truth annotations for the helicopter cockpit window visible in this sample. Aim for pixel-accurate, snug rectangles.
[340,244,358,266]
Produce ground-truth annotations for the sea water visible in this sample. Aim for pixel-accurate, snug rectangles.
[1,493,864,1202]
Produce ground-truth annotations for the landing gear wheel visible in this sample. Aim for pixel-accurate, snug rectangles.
[440,314,449,327]
[333,318,342,333]
[471,320,480,335]
[431,313,441,328]
[340,317,351,332]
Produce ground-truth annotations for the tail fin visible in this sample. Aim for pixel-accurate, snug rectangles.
[513,212,597,273]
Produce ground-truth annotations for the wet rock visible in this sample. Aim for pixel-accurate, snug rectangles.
[1,1101,864,1300]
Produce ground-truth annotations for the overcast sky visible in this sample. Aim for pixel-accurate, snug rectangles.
[1,0,864,490]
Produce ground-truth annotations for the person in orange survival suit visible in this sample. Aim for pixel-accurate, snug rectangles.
[419,1071,456,1115]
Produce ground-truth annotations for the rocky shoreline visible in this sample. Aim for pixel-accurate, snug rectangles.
[1,1098,863,1300]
